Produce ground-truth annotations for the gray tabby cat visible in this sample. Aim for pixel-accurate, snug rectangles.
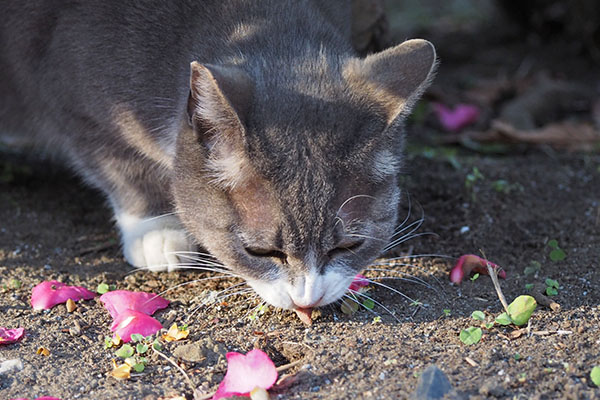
[1,0,436,311]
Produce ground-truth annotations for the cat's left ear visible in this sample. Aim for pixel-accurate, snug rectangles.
[343,39,437,123]
[187,62,253,136]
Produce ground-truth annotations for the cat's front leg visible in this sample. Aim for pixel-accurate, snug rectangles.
[115,212,194,272]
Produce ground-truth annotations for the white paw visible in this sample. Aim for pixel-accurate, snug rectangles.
[116,213,194,272]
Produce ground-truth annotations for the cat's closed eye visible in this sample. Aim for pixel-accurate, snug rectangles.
[327,239,364,259]
[245,247,288,263]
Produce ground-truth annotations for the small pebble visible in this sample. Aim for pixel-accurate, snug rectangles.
[0,359,23,375]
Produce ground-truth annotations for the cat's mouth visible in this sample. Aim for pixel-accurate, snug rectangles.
[294,307,314,325]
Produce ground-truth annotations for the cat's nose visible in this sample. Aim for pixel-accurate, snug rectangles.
[288,272,325,309]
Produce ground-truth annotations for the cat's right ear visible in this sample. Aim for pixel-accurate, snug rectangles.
[187,62,253,138]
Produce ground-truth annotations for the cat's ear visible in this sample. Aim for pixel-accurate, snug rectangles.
[343,39,437,122]
[186,62,255,189]
[187,62,253,136]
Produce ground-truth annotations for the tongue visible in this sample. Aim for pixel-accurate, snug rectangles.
[294,307,313,325]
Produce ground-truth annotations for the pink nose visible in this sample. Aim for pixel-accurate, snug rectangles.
[292,294,324,309]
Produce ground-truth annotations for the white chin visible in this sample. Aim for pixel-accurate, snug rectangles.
[246,269,356,310]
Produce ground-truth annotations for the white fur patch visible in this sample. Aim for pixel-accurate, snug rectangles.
[373,149,399,180]
[205,146,250,189]
[246,258,355,310]
[116,213,193,272]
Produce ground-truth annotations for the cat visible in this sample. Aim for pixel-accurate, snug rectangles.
[0,0,436,311]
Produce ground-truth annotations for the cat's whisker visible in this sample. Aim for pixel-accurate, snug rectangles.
[336,194,376,216]
[141,211,183,223]
[395,191,413,232]
[365,274,435,291]
[345,233,386,242]
[390,217,425,240]
[168,253,226,268]
[170,250,219,259]
[129,263,235,276]
[344,291,401,323]
[148,275,234,299]
[383,231,438,252]
[363,279,416,303]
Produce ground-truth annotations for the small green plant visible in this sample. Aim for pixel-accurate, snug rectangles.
[524,261,541,276]
[248,303,268,321]
[495,295,537,326]
[545,278,559,296]
[525,283,534,290]
[410,299,423,307]
[96,283,116,294]
[547,240,566,262]
[591,366,600,387]
[372,316,382,324]
[471,310,485,321]
[105,334,161,373]
[465,167,485,190]
[469,273,480,282]
[514,353,521,361]
[442,309,451,317]
[459,327,482,345]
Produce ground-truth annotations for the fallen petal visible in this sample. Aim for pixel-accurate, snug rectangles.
[433,103,480,132]
[213,349,278,399]
[0,327,25,345]
[99,290,169,319]
[348,274,369,292]
[450,254,507,284]
[31,281,96,310]
[111,309,163,343]
[110,363,131,380]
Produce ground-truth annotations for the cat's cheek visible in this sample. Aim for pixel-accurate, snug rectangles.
[245,278,294,310]
[116,213,194,272]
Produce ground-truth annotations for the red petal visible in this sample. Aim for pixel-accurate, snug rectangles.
[0,327,25,345]
[450,254,507,284]
[348,274,369,292]
[99,290,169,319]
[433,103,480,132]
[30,281,96,310]
[213,349,278,399]
[110,309,163,342]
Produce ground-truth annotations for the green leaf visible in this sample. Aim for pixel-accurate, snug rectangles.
[485,322,495,329]
[115,344,134,359]
[152,339,163,351]
[362,298,375,310]
[470,273,480,281]
[545,278,559,289]
[547,239,559,249]
[130,334,144,343]
[525,283,534,290]
[104,336,113,349]
[133,363,145,373]
[549,249,566,262]
[145,335,153,342]
[507,295,537,326]
[9,279,22,289]
[591,366,600,387]
[442,309,451,317]
[546,287,558,296]
[136,343,148,354]
[96,283,110,294]
[372,316,382,323]
[459,327,482,345]
[514,353,521,361]
[471,310,485,321]
[524,261,541,276]
[340,298,359,315]
[495,312,512,326]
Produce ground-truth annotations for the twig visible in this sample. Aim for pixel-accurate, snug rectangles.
[152,347,202,400]
[480,249,509,314]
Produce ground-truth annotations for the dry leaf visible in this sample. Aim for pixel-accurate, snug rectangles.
[162,323,189,342]
[110,359,131,380]
[36,346,50,356]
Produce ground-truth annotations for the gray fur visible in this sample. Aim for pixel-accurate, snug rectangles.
[1,0,436,309]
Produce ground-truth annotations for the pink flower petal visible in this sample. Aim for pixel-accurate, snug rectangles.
[348,274,369,292]
[450,254,507,284]
[31,281,96,310]
[99,290,169,319]
[213,349,278,399]
[0,327,25,345]
[111,309,163,342]
[433,103,480,132]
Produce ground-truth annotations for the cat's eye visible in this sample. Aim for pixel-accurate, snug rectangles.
[327,240,364,259]
[245,247,288,263]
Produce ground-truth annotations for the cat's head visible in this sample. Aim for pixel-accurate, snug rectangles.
[173,39,436,310]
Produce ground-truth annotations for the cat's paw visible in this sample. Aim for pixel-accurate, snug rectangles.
[116,213,194,272]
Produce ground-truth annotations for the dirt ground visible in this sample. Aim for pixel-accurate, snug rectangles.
[1,2,600,400]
